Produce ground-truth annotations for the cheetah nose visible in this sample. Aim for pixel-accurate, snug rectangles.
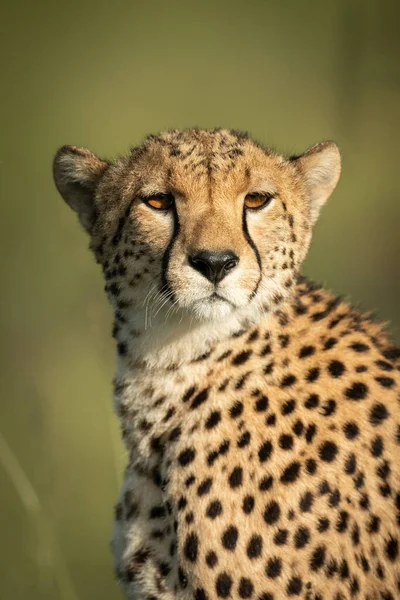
[188,250,239,284]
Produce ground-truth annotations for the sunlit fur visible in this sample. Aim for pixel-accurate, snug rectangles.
[53,130,400,600]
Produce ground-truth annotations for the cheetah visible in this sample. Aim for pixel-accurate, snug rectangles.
[53,129,400,600]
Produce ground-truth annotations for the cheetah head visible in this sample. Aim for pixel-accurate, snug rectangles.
[53,129,340,327]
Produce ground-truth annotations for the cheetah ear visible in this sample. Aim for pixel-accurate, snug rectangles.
[53,145,109,233]
[293,141,341,224]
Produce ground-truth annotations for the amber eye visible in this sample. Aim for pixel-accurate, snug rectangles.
[144,193,174,211]
[244,192,274,210]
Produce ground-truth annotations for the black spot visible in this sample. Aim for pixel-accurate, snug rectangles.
[350,342,370,353]
[242,495,255,514]
[279,434,294,450]
[371,435,384,457]
[367,515,380,533]
[350,577,359,595]
[386,536,399,561]
[317,517,330,533]
[306,367,320,382]
[319,441,338,462]
[195,588,208,600]
[345,453,357,475]
[191,388,209,409]
[178,448,196,466]
[206,500,222,519]
[222,525,238,550]
[328,360,346,378]
[294,527,310,548]
[369,403,389,425]
[206,550,217,568]
[265,557,282,578]
[329,489,341,507]
[264,361,274,375]
[351,523,360,545]
[185,474,195,487]
[216,572,232,598]
[117,341,127,356]
[310,546,326,571]
[149,505,166,519]
[260,344,271,356]
[238,431,251,448]
[305,394,319,409]
[169,426,181,442]
[229,466,243,488]
[205,411,221,429]
[259,475,274,491]
[299,491,313,512]
[299,346,315,358]
[230,401,244,418]
[287,577,302,595]
[238,578,254,598]
[273,529,288,545]
[323,337,337,350]
[178,567,188,588]
[383,346,400,360]
[343,422,359,439]
[305,423,317,443]
[198,478,212,496]
[184,532,199,562]
[158,561,170,577]
[247,534,263,558]
[183,386,196,403]
[339,559,349,579]
[281,374,297,387]
[375,359,394,371]
[292,420,304,436]
[281,462,301,484]
[281,399,296,414]
[336,511,349,532]
[258,441,273,462]
[232,350,252,365]
[376,460,390,480]
[375,376,395,388]
[345,382,368,400]
[321,399,336,416]
[236,371,250,390]
[263,500,280,524]
[306,458,317,475]
[279,334,290,348]
[255,396,269,411]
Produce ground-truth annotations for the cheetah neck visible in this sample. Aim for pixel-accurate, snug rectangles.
[115,301,278,371]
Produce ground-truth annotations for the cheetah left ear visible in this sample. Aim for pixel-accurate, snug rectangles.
[292,141,341,224]
[53,145,110,234]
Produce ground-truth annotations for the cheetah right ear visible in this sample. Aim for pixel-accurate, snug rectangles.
[292,141,341,224]
[53,145,110,234]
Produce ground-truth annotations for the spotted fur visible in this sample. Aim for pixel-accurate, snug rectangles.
[54,129,400,600]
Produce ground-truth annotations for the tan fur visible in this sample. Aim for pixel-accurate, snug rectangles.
[53,129,400,600]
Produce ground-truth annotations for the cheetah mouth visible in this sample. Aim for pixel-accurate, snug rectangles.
[184,291,239,322]
[208,292,237,308]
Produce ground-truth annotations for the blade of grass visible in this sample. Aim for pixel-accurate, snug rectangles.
[0,431,80,600]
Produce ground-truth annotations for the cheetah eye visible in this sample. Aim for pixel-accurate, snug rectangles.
[143,193,175,211]
[244,192,274,210]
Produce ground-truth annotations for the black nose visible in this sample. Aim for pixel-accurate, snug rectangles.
[189,250,239,284]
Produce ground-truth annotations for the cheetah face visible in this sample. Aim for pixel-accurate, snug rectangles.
[53,129,340,325]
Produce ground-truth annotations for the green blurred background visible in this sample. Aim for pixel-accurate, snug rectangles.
[0,0,399,598]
